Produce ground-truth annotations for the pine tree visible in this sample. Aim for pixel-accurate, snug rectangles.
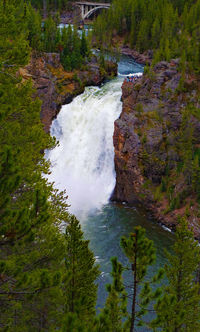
[71,26,82,69]
[80,30,88,58]
[94,257,128,332]
[136,19,149,52]
[0,1,68,329]
[120,227,163,332]
[43,16,57,52]
[92,0,200,71]
[152,218,200,331]
[151,17,160,49]
[26,3,42,51]
[97,227,164,332]
[62,215,99,329]
[62,312,89,332]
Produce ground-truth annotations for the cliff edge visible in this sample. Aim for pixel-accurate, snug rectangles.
[20,53,117,133]
[112,60,200,237]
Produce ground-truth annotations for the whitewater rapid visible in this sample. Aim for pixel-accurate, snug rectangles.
[46,69,143,219]
[47,77,123,218]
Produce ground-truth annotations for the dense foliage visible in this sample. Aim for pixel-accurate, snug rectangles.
[0,1,95,330]
[152,218,200,331]
[93,0,200,221]
[25,2,90,70]
[31,0,69,11]
[0,0,63,328]
[93,0,200,72]
[31,0,111,12]
[1,0,200,331]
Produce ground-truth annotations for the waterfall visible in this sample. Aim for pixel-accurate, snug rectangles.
[46,55,143,219]
[47,77,124,218]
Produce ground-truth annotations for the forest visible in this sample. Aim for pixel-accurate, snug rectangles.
[94,0,200,72]
[1,0,200,331]
[93,0,200,225]
[31,0,111,12]
[22,2,90,71]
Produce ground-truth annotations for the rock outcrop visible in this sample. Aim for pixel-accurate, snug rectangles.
[112,59,200,237]
[21,53,117,132]
[120,47,153,65]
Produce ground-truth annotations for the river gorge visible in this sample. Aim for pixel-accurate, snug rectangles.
[46,54,174,311]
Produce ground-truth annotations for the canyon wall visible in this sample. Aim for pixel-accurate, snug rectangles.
[112,60,200,237]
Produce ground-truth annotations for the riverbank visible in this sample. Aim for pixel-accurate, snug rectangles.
[119,46,152,66]
[20,52,117,133]
[112,59,200,238]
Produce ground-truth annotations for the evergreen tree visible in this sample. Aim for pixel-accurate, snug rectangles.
[43,16,57,52]
[93,0,200,71]
[60,25,90,71]
[26,3,42,51]
[120,227,163,332]
[0,1,67,329]
[71,26,82,69]
[94,257,128,332]
[136,19,149,52]
[62,215,99,329]
[96,227,164,332]
[152,218,200,331]
[151,17,161,49]
[62,312,89,332]
[80,30,88,58]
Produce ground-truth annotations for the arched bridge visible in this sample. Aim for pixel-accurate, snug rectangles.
[76,1,111,20]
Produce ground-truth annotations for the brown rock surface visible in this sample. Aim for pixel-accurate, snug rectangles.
[112,60,200,238]
[23,53,117,132]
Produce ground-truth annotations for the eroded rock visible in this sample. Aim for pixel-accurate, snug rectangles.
[23,53,117,132]
[112,59,200,238]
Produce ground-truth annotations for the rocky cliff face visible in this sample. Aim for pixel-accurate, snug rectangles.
[112,60,200,238]
[20,53,117,132]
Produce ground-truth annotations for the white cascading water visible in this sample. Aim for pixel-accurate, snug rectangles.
[46,73,142,219]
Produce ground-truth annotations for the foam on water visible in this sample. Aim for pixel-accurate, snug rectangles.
[118,72,143,77]
[46,78,123,219]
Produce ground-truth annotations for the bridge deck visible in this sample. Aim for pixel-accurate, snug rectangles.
[76,1,110,6]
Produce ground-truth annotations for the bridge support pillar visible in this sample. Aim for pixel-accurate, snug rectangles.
[81,5,84,18]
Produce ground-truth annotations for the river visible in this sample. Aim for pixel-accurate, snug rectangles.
[46,54,174,316]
